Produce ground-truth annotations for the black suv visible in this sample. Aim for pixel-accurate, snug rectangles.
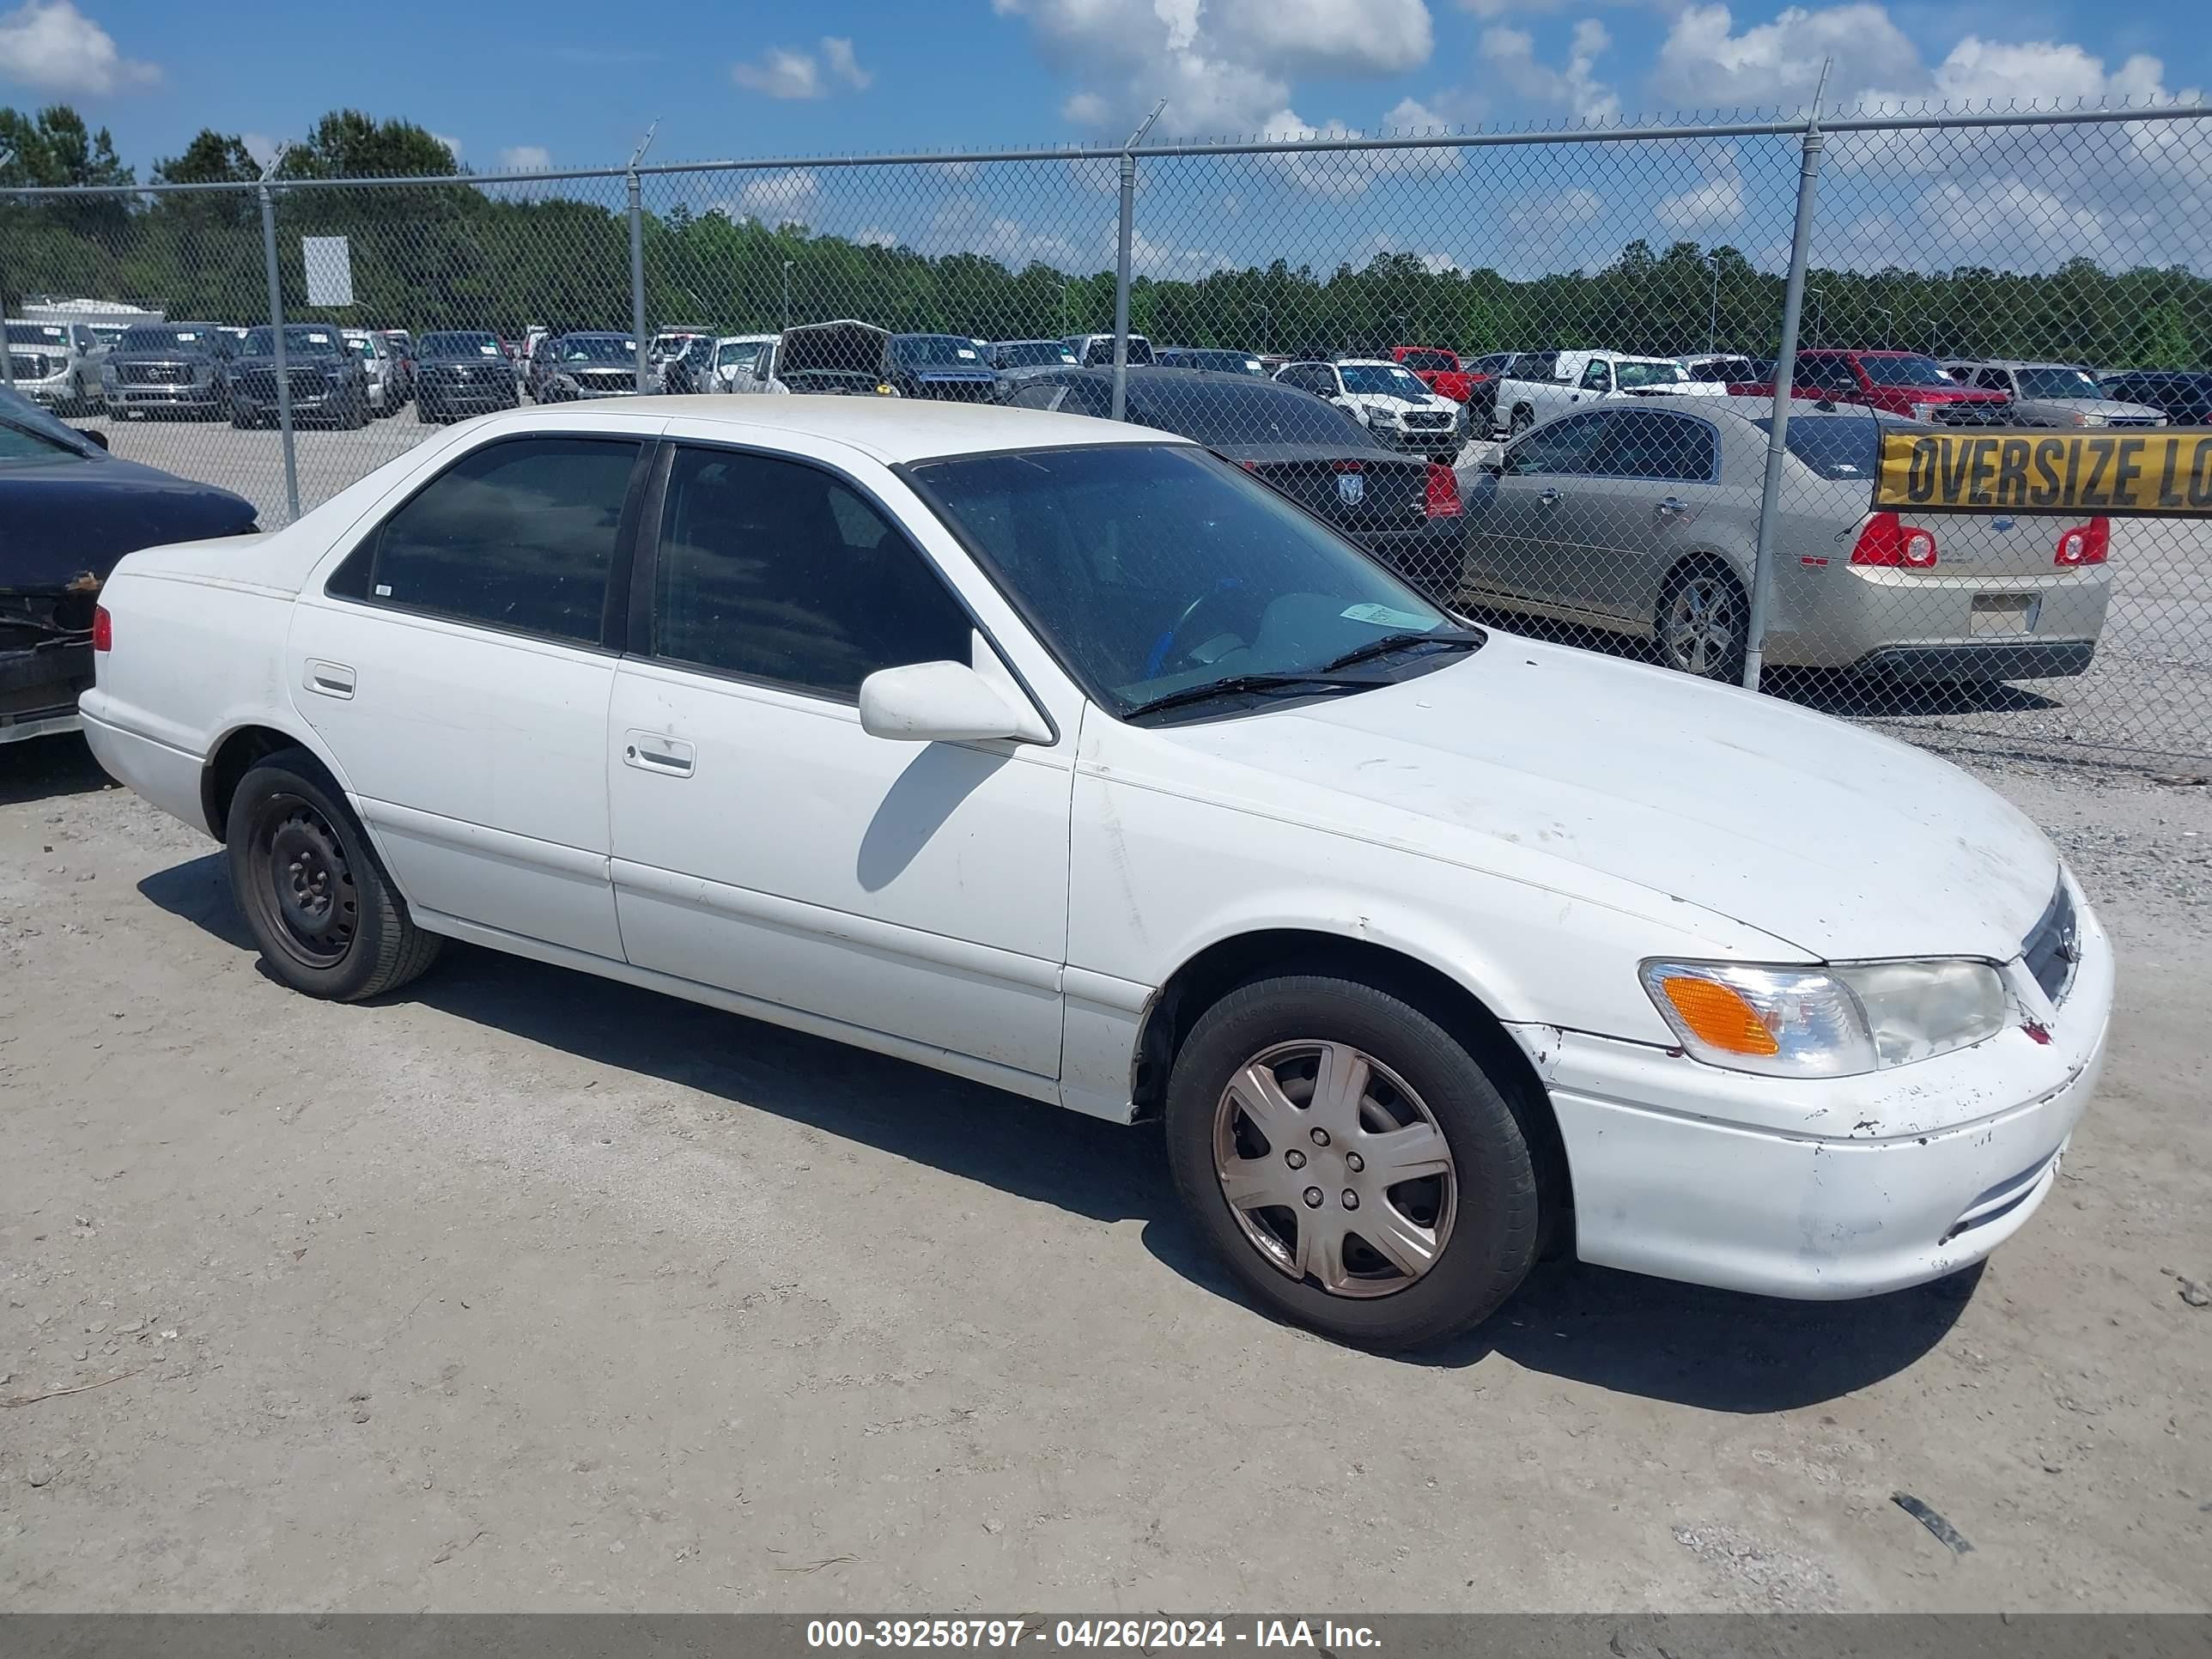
[227,325,372,428]
[100,323,236,421]
[2098,369,2212,427]
[415,330,522,423]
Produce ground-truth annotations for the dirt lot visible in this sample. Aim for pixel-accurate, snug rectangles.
[2,732,2209,1613]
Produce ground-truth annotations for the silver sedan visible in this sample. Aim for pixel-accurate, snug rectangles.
[1457,396,2112,682]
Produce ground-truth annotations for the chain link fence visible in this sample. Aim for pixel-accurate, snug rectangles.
[6,103,2211,763]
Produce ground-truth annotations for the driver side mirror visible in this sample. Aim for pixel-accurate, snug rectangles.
[75,427,111,451]
[1478,457,1504,477]
[858,660,1046,744]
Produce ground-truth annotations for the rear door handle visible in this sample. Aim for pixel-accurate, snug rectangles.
[304,659,356,699]
[1537,487,1563,507]
[623,730,696,778]
[1656,496,1689,519]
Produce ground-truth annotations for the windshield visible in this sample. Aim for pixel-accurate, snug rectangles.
[1339,364,1428,398]
[343,335,381,357]
[1128,380,1373,447]
[118,326,215,353]
[1684,357,1753,383]
[1753,415,1887,480]
[1076,336,1152,366]
[420,331,501,357]
[714,340,767,369]
[908,444,1455,719]
[242,326,344,357]
[892,336,987,367]
[1396,349,1457,372]
[0,389,94,461]
[6,323,70,346]
[560,335,637,362]
[997,341,1078,368]
[1617,360,1691,388]
[1862,354,1958,388]
[2015,367,2102,399]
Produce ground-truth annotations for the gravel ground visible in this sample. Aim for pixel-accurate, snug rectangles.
[1,732,2207,1613]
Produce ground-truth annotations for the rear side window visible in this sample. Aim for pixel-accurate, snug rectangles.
[650,447,973,700]
[1751,416,1883,480]
[332,437,639,644]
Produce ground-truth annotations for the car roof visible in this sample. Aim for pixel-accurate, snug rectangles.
[489,393,1182,463]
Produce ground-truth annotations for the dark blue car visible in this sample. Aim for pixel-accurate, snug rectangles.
[1,387,257,744]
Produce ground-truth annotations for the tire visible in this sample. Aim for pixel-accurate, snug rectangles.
[230,409,255,428]
[226,749,441,1001]
[342,388,370,429]
[1508,404,1534,437]
[1164,974,1541,1350]
[1655,558,1750,684]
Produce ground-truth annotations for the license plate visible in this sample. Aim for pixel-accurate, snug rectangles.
[1970,593,2039,635]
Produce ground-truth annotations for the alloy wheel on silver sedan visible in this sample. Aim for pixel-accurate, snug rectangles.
[1658,566,1747,681]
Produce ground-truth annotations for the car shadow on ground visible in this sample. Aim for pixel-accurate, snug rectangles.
[0,732,114,807]
[141,849,1971,1412]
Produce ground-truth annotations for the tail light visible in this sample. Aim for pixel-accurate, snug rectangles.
[2055,519,2110,566]
[1850,511,1938,568]
[92,604,112,652]
[1425,461,1462,518]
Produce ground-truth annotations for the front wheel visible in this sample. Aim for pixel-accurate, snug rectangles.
[1508,404,1534,437]
[226,750,441,1000]
[1656,559,1749,683]
[1164,975,1541,1350]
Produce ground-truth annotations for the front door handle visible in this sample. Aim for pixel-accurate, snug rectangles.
[304,659,356,699]
[1656,496,1689,519]
[1537,487,1563,507]
[623,730,696,778]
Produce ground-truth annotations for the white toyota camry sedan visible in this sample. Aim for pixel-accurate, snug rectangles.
[79,397,2112,1349]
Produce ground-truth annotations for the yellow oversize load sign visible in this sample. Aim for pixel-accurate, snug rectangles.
[1874,428,2212,517]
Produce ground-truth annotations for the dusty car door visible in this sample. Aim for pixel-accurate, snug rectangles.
[1563,409,1728,623]
[1462,411,1606,608]
[605,441,1073,1085]
[289,432,647,959]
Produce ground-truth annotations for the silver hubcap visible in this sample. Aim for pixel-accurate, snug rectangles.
[1663,575,1739,678]
[1212,1040,1457,1298]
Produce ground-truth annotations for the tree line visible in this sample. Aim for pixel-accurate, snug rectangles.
[3,103,2206,370]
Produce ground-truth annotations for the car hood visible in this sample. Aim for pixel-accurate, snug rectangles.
[3,458,258,589]
[1146,637,2058,963]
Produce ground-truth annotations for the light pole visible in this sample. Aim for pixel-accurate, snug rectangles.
[781,259,793,331]
[1705,251,1722,355]
[1872,304,1895,349]
[0,144,15,395]
[1808,285,1827,348]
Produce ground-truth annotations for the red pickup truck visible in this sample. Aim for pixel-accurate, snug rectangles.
[1727,348,2010,422]
[1388,345,1480,404]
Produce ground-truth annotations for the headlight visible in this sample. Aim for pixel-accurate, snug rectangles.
[1640,957,2008,1078]
[554,372,578,389]
[1909,402,1937,422]
[2079,412,2106,427]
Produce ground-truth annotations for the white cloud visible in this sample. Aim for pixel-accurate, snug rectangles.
[731,168,821,220]
[430,132,462,162]
[1369,232,1462,273]
[241,132,279,170]
[1258,98,1463,198]
[1656,154,1743,228]
[1650,3,1927,113]
[732,46,821,99]
[854,226,898,248]
[498,144,551,172]
[820,36,872,90]
[1479,19,1619,122]
[999,0,1437,137]
[0,0,156,94]
[732,35,872,99]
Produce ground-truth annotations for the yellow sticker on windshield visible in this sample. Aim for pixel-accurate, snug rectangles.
[1874,428,2212,516]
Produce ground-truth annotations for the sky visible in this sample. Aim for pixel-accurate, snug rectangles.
[3,0,2210,285]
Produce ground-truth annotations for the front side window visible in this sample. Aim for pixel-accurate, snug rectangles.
[1975,368,2011,392]
[652,447,973,699]
[1580,360,1613,391]
[908,443,1457,718]
[1862,354,1958,388]
[1615,360,1690,390]
[339,437,639,644]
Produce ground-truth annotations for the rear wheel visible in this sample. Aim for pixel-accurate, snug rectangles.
[1508,404,1534,437]
[1656,559,1749,683]
[1164,975,1541,1350]
[341,388,370,428]
[226,750,441,1001]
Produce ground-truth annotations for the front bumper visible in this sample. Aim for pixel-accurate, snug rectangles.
[2,640,93,745]
[107,382,222,411]
[14,372,80,408]
[1370,421,1462,456]
[1522,872,2112,1300]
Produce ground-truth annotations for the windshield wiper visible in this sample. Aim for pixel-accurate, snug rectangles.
[1320,628,1482,674]
[1122,672,1382,722]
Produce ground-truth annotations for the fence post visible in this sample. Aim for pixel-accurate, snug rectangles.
[257,176,301,524]
[1,147,19,395]
[628,122,655,394]
[1742,67,1830,694]
[1111,100,1165,422]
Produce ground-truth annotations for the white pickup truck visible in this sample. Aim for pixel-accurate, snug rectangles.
[1489,349,1725,437]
